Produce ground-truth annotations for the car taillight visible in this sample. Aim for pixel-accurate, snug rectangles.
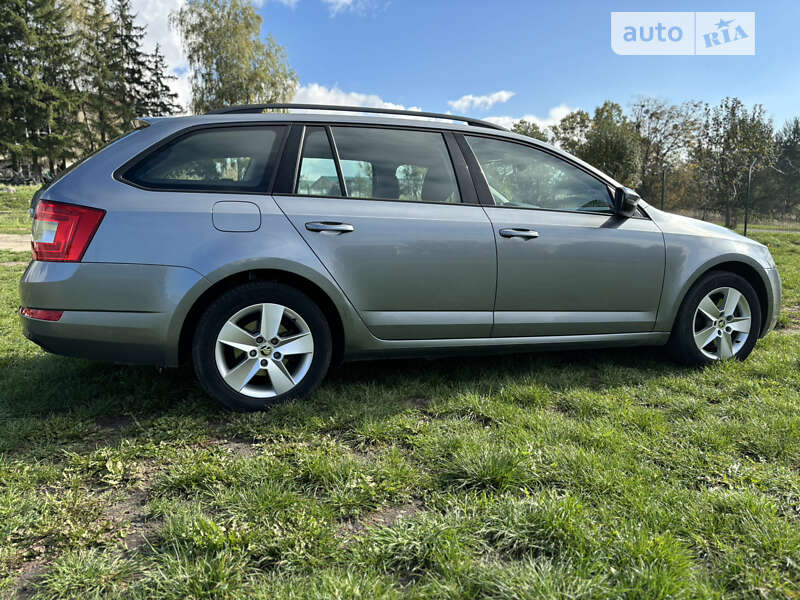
[31,200,105,262]
[20,307,63,321]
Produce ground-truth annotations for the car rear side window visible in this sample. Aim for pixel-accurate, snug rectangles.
[122,126,283,192]
[330,127,461,204]
[466,136,614,213]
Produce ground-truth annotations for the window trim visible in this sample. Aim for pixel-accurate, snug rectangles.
[326,126,349,197]
[457,132,651,220]
[114,123,289,194]
[293,125,347,198]
[275,122,483,207]
[272,123,304,194]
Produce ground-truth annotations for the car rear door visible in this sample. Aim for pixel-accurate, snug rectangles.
[273,124,497,340]
[459,134,665,337]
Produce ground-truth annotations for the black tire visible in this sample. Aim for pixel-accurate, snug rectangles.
[667,270,761,366]
[192,281,332,411]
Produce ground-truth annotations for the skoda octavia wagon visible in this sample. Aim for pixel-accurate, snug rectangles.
[20,104,781,411]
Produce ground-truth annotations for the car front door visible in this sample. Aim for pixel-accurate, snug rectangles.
[273,125,497,340]
[461,134,665,337]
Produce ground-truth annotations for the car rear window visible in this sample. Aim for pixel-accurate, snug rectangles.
[122,126,285,192]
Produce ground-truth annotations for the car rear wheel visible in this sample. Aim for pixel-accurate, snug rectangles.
[192,281,332,411]
[668,271,761,365]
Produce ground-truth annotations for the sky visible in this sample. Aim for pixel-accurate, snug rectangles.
[130,0,800,129]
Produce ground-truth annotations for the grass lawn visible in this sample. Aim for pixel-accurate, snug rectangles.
[1,206,800,598]
[0,186,37,235]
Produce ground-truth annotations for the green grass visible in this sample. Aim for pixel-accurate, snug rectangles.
[0,250,29,264]
[2,211,800,598]
[0,186,36,235]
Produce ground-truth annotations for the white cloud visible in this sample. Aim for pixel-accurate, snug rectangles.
[485,104,576,131]
[322,0,354,14]
[130,0,191,112]
[293,83,422,112]
[321,0,378,16]
[448,90,515,113]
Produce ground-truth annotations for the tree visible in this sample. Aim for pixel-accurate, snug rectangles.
[110,0,150,130]
[35,0,83,174]
[143,43,181,116]
[0,0,80,176]
[778,121,800,216]
[78,0,120,150]
[552,102,641,187]
[692,97,775,227]
[0,0,35,172]
[170,0,297,114]
[0,0,181,179]
[630,97,701,203]
[512,119,548,142]
[745,123,798,224]
[550,109,591,155]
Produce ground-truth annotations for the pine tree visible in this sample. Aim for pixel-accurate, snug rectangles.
[78,0,120,150]
[33,0,83,175]
[0,0,81,177]
[0,0,33,172]
[144,43,181,116]
[110,0,150,129]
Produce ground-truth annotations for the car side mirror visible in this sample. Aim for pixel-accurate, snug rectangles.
[613,187,641,218]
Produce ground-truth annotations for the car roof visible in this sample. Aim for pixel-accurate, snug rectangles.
[137,112,624,188]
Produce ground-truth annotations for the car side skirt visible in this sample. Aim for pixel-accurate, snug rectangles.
[343,331,670,360]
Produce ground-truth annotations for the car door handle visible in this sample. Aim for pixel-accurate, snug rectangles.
[499,228,539,239]
[305,221,355,233]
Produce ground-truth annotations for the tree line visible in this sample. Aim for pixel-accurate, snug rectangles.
[1,0,183,180]
[0,0,297,185]
[512,97,800,227]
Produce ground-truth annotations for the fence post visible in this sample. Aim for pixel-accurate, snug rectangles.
[744,158,756,237]
[660,168,666,210]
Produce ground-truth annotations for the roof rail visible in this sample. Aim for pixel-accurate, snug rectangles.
[205,103,507,131]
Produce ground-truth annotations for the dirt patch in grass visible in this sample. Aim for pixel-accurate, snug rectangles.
[12,560,47,600]
[0,233,30,252]
[338,500,423,536]
[94,415,136,430]
[213,438,263,458]
[408,396,430,409]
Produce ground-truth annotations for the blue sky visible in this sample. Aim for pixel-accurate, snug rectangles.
[134,0,800,127]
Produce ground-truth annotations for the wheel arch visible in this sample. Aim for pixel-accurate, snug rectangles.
[177,268,346,368]
[672,259,770,337]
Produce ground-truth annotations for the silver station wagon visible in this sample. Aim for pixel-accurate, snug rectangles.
[20,104,781,411]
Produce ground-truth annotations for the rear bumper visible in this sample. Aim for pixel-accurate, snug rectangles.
[20,261,208,366]
[22,309,171,364]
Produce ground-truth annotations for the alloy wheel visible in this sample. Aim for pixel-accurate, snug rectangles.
[692,286,752,360]
[214,302,314,397]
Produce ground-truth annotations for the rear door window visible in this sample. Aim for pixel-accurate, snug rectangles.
[123,126,284,192]
[296,127,343,197]
[329,127,461,203]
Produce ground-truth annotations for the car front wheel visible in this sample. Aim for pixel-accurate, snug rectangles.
[192,281,332,411]
[668,271,762,365]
